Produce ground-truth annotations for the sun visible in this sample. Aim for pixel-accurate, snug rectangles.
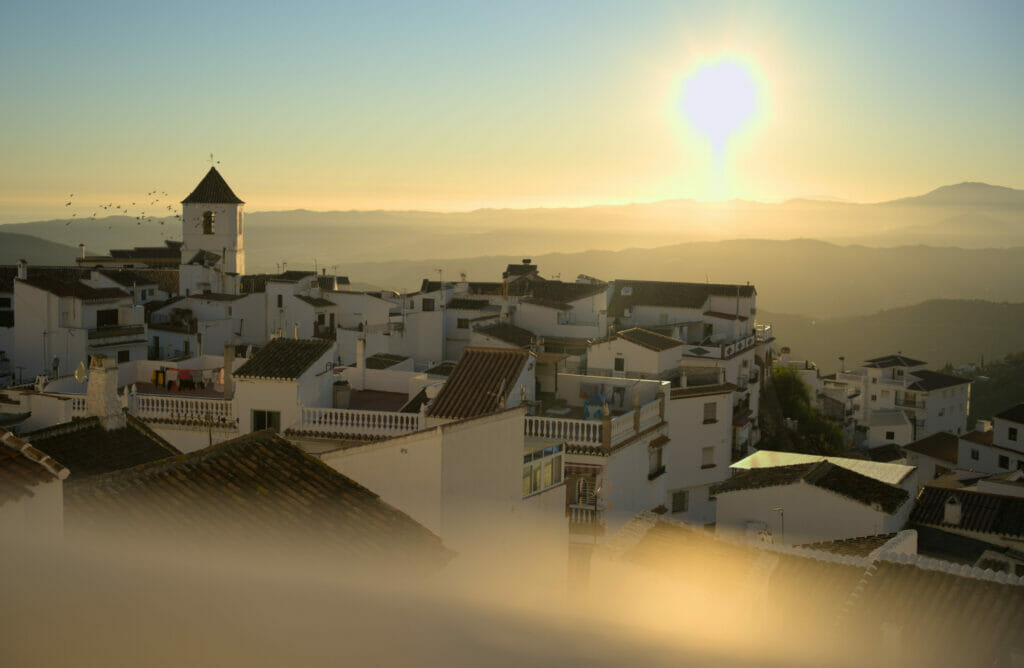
[681,59,759,153]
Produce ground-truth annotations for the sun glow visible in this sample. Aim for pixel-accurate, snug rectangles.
[676,55,766,201]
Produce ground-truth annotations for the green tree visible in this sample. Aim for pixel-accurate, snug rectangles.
[770,366,846,456]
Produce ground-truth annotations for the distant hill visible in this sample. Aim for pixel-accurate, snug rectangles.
[881,182,1024,208]
[335,240,1024,318]
[0,232,78,265]
[762,300,1024,373]
[3,181,1023,260]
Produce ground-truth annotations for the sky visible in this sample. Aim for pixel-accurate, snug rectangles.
[1,0,1022,222]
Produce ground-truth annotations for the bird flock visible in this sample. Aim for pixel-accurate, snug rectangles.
[61,188,187,240]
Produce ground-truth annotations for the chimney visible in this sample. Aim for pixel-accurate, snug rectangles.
[16,259,27,281]
[355,336,366,390]
[79,244,86,260]
[222,344,234,399]
[943,496,961,526]
[977,419,993,433]
[85,354,125,430]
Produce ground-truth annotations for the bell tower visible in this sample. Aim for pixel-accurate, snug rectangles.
[179,167,246,293]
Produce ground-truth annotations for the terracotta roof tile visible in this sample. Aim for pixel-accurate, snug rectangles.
[907,369,971,392]
[181,166,244,204]
[234,338,334,380]
[996,404,1024,424]
[863,354,927,368]
[65,430,452,566]
[0,429,67,505]
[616,327,684,352]
[904,432,959,464]
[608,280,754,318]
[23,415,181,480]
[473,322,535,348]
[427,347,532,420]
[711,461,909,514]
[911,486,1024,537]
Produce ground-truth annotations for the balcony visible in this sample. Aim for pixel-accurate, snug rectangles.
[568,504,605,536]
[754,322,773,343]
[133,393,235,426]
[524,398,663,450]
[292,406,422,438]
[896,397,925,409]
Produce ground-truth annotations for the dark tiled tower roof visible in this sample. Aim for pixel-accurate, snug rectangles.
[181,166,244,204]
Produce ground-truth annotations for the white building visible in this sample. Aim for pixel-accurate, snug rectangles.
[714,451,917,545]
[822,354,971,442]
[178,167,246,295]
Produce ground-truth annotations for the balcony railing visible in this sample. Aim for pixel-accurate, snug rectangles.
[525,399,663,449]
[294,406,421,437]
[133,394,235,424]
[88,324,146,340]
[568,504,606,536]
[896,397,925,409]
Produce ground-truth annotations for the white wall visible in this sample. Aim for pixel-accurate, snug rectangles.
[715,481,908,546]
[664,389,733,523]
[235,378,299,433]
[180,201,244,276]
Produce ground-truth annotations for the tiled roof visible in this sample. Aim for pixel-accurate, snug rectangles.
[364,353,408,370]
[711,461,909,514]
[904,432,959,464]
[530,280,608,304]
[317,275,349,290]
[996,404,1024,425]
[18,274,129,301]
[181,166,244,204]
[503,262,538,278]
[799,533,897,557]
[961,429,995,445]
[608,280,755,318]
[99,269,179,294]
[911,486,1024,537]
[0,265,88,292]
[424,361,456,376]
[186,249,220,266]
[296,295,335,308]
[23,415,180,480]
[732,450,915,486]
[108,246,180,261]
[616,327,684,352]
[473,321,535,348]
[418,279,503,295]
[427,347,532,420]
[907,369,971,392]
[607,513,1024,666]
[863,354,927,368]
[866,443,906,463]
[240,271,316,293]
[65,430,452,565]
[703,310,749,321]
[234,338,334,380]
[447,298,491,310]
[0,429,68,505]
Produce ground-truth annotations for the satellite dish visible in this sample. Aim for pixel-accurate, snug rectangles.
[73,361,87,384]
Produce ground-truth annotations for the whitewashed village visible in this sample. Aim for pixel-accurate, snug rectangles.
[4,168,1024,664]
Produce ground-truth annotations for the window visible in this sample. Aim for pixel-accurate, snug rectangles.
[227,306,232,317]
[671,490,689,514]
[999,455,1010,469]
[871,394,877,402]
[703,402,717,424]
[422,298,435,312]
[701,446,715,469]
[1018,460,1024,471]
[202,211,215,234]
[0,297,10,308]
[970,448,979,461]
[872,378,878,384]
[183,340,190,355]
[317,313,326,325]
[648,446,665,480]
[117,350,129,363]
[96,309,118,328]
[457,318,469,329]
[252,410,281,432]
[885,431,895,441]
[522,445,562,496]
[1011,427,1019,442]
[276,294,283,308]
[614,357,625,372]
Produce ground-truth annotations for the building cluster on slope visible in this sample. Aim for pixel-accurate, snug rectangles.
[2,167,1023,658]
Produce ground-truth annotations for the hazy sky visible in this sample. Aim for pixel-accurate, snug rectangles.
[1,0,1021,221]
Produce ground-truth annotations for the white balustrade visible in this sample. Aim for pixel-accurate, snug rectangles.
[525,415,602,446]
[71,396,87,417]
[637,400,662,431]
[296,406,421,437]
[609,413,634,443]
[133,394,235,423]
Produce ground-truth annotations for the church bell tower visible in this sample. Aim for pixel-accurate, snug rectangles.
[179,167,246,294]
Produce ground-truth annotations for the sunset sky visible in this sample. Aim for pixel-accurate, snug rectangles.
[1,0,1021,222]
